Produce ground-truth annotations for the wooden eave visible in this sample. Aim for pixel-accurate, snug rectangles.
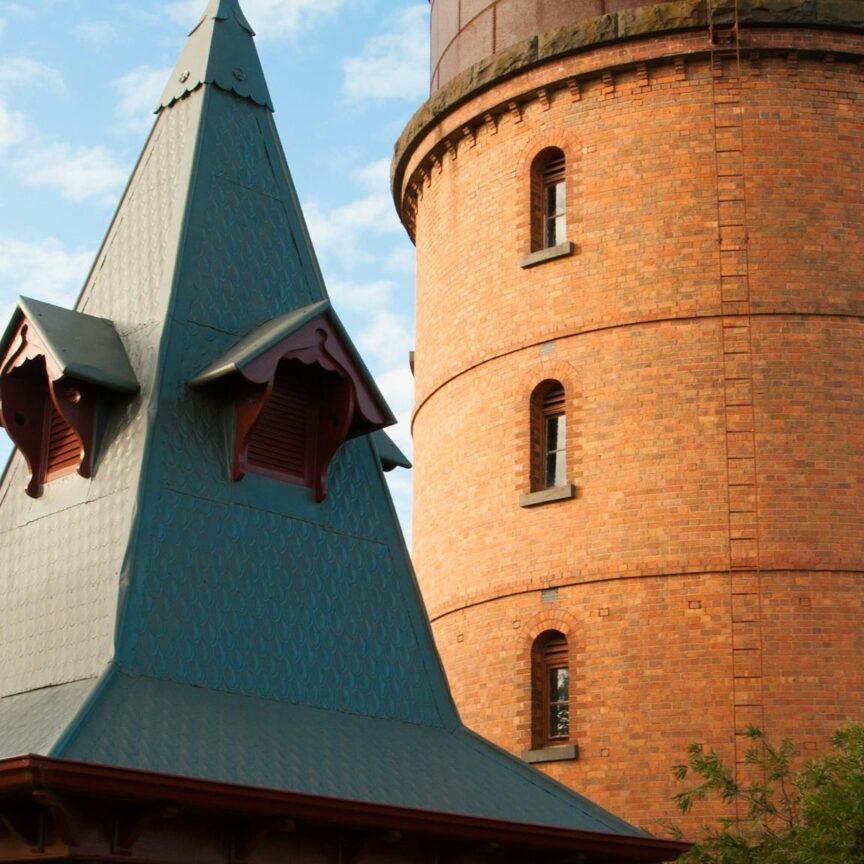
[0,755,689,863]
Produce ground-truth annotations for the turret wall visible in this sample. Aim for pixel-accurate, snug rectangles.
[402,18,864,831]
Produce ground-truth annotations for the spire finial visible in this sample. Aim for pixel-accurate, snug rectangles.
[158,0,272,111]
[193,0,254,37]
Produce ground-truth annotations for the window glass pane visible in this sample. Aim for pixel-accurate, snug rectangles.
[553,450,566,486]
[549,702,569,738]
[545,415,559,451]
[545,184,557,216]
[555,414,566,447]
[554,214,567,240]
[545,217,558,248]
[553,182,566,214]
[549,666,569,701]
[545,454,558,488]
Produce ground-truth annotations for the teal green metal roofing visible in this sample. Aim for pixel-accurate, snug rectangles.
[159,0,272,110]
[373,430,412,471]
[0,0,646,840]
[1,296,139,392]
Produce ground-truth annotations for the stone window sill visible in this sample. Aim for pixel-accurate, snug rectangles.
[519,484,576,508]
[522,744,579,764]
[519,241,575,269]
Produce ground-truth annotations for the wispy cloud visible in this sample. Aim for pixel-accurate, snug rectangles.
[0,20,6,35]
[0,56,65,94]
[112,65,172,133]
[342,5,428,104]
[165,0,345,39]
[0,101,31,152]
[328,277,397,312]
[303,158,402,267]
[74,20,118,48]
[0,236,93,311]
[14,144,128,203]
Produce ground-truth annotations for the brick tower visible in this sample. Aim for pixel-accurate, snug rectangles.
[392,0,864,831]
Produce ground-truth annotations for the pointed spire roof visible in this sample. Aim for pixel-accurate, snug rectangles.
[159,0,272,110]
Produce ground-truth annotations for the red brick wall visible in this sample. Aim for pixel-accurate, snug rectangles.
[405,30,864,834]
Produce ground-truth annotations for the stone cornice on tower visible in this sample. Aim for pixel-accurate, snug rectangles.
[392,0,864,239]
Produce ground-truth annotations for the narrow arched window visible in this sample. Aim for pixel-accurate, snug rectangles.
[531,148,566,251]
[530,380,566,492]
[532,630,570,748]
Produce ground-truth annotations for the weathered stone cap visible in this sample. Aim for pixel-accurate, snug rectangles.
[392,0,864,216]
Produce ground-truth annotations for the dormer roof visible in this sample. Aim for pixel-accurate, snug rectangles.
[0,297,138,393]
[189,298,396,431]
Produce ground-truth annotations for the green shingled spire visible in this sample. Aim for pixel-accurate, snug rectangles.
[159,0,272,110]
[0,0,648,840]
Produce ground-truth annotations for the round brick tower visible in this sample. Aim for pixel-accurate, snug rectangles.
[392,0,864,831]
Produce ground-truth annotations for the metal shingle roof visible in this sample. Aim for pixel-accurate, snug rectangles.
[59,671,640,836]
[159,0,272,110]
[0,297,139,393]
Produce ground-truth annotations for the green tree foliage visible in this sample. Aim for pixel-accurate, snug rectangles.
[668,724,864,864]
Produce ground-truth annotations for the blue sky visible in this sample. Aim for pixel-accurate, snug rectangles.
[0,0,426,538]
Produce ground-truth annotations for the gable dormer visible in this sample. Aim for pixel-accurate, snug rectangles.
[190,300,394,501]
[0,297,139,497]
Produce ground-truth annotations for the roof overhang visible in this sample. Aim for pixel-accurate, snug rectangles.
[0,755,689,862]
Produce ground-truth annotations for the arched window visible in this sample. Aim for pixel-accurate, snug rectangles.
[531,630,570,748]
[530,380,566,491]
[531,148,566,252]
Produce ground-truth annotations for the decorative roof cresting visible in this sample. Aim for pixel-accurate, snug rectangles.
[159,0,273,111]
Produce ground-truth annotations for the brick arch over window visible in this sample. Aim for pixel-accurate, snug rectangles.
[515,133,579,255]
[514,360,580,496]
[530,148,567,252]
[530,379,566,492]
[531,629,571,749]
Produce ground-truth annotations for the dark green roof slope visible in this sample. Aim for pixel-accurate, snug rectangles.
[373,430,412,471]
[0,0,648,840]
[55,670,636,834]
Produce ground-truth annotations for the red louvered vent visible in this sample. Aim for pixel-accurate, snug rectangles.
[245,363,314,484]
[45,402,81,480]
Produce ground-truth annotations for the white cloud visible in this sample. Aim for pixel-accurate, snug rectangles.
[0,100,31,152]
[74,21,118,48]
[14,144,128,203]
[0,237,93,312]
[376,361,415,543]
[351,158,390,189]
[357,310,413,371]
[165,0,344,39]
[342,5,429,104]
[0,56,65,94]
[328,277,396,312]
[0,19,6,35]
[112,65,172,134]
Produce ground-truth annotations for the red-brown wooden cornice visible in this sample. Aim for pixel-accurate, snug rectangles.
[0,755,689,862]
